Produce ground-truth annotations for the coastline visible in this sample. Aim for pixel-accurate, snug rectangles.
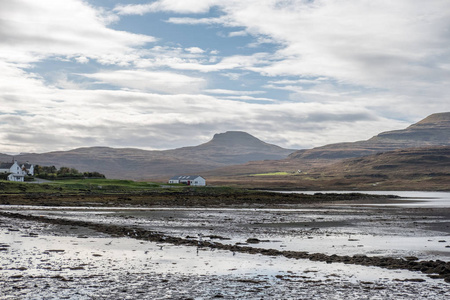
[1,190,449,298]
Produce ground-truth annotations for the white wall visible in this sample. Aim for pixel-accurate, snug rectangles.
[191,177,206,186]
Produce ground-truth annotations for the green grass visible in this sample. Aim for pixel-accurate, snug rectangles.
[50,178,160,190]
[0,178,240,195]
[250,171,293,176]
[0,178,169,194]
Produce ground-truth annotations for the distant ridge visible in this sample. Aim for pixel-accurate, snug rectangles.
[169,131,294,165]
[206,131,280,148]
[204,112,450,181]
[289,112,450,160]
[2,112,448,184]
[206,145,450,191]
[0,131,295,179]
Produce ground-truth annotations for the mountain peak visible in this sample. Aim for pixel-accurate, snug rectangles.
[413,112,450,127]
[210,131,264,146]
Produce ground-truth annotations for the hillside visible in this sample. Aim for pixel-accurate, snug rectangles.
[2,112,449,187]
[305,146,450,190]
[289,112,450,160]
[166,131,294,164]
[0,131,295,180]
[206,112,450,178]
[205,146,450,191]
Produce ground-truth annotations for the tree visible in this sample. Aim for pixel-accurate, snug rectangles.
[57,167,71,176]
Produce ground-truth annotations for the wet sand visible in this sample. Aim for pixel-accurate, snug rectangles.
[1,193,450,299]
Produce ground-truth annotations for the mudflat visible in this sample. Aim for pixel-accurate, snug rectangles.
[1,191,449,299]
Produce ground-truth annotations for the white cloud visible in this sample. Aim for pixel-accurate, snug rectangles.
[153,52,272,73]
[212,0,450,93]
[81,70,206,94]
[204,89,265,95]
[223,95,276,103]
[154,1,450,109]
[166,16,234,26]
[114,0,220,15]
[228,31,247,37]
[0,62,409,153]
[75,56,89,64]
[185,47,205,54]
[0,0,155,64]
[1,0,449,155]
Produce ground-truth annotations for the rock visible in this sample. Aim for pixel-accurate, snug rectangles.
[246,238,260,244]
[404,256,419,261]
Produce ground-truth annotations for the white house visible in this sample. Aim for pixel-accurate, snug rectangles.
[0,161,24,182]
[168,175,206,186]
[21,163,34,176]
[0,160,34,182]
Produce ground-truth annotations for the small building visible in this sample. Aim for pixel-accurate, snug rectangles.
[21,163,34,176]
[168,175,206,186]
[0,160,34,182]
[8,173,25,182]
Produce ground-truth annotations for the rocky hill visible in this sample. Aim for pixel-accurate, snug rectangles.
[167,131,294,164]
[0,131,295,180]
[2,112,448,187]
[289,112,450,160]
[305,145,450,190]
[206,146,450,191]
[204,112,450,190]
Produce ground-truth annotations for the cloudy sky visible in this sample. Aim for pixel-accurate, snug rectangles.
[1,0,449,154]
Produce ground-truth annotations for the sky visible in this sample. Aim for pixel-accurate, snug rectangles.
[1,0,449,154]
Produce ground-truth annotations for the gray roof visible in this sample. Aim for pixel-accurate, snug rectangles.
[169,175,204,180]
[0,162,14,169]
[0,161,33,170]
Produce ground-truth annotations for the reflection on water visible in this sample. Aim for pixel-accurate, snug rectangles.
[0,219,439,283]
[279,191,450,208]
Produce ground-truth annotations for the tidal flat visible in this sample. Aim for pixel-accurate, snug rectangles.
[1,192,450,299]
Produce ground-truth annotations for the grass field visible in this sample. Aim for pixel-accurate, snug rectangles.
[250,171,294,176]
[0,179,168,194]
[0,179,245,195]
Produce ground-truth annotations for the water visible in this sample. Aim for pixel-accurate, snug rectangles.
[1,191,450,298]
[1,216,448,299]
[277,191,450,208]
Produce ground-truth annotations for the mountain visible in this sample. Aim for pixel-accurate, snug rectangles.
[168,131,294,164]
[0,131,295,180]
[313,145,450,181]
[2,112,448,187]
[206,146,450,190]
[204,112,450,181]
[289,112,450,160]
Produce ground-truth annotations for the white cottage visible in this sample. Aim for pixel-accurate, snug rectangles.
[21,163,34,176]
[0,160,34,182]
[0,161,25,182]
[168,175,206,186]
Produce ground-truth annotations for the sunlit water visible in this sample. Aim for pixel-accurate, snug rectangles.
[0,223,439,283]
[1,192,450,298]
[277,191,450,208]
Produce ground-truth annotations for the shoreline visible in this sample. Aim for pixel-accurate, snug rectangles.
[1,190,449,298]
[0,190,402,208]
[1,210,450,283]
